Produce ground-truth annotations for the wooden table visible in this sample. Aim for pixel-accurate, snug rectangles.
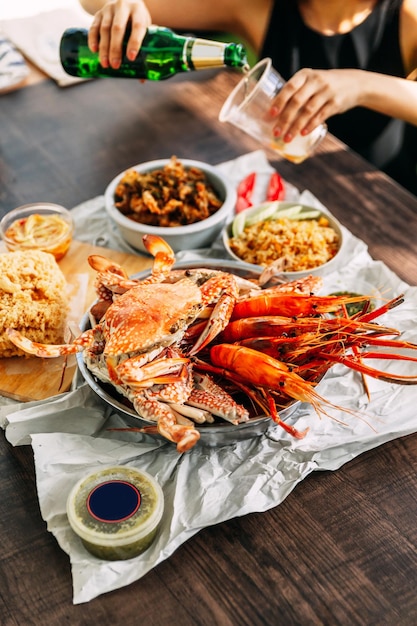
[1,72,417,625]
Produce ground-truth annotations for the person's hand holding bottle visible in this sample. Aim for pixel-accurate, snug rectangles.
[71,0,247,81]
[86,0,152,69]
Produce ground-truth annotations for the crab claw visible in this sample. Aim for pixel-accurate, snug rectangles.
[157,421,201,453]
[142,234,176,280]
[132,390,201,453]
[88,255,129,278]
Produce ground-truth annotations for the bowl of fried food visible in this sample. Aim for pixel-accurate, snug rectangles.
[222,201,344,278]
[104,156,236,253]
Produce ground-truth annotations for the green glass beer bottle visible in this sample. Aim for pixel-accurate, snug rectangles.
[60,26,248,80]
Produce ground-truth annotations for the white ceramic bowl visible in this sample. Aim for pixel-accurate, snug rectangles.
[222,201,344,279]
[105,158,236,254]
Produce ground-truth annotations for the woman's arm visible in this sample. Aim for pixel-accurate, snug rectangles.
[401,0,417,76]
[270,68,417,144]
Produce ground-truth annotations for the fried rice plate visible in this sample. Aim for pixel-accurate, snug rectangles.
[228,216,340,271]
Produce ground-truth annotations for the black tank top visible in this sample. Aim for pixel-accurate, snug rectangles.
[261,0,417,194]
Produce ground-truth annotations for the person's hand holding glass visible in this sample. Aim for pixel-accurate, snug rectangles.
[219,58,327,164]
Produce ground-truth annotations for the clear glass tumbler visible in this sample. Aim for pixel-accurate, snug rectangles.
[219,58,327,163]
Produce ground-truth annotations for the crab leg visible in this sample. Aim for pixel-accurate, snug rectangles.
[168,403,215,423]
[188,273,239,355]
[131,391,200,453]
[6,327,97,357]
[188,293,236,355]
[188,372,249,424]
[115,355,190,388]
[188,389,245,424]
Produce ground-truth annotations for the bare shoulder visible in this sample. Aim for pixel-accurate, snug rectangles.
[232,0,274,53]
[401,0,417,75]
[402,0,417,23]
[161,0,273,48]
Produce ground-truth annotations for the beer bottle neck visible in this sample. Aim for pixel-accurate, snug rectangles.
[186,38,246,70]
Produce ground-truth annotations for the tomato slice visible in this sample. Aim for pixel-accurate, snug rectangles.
[266,171,285,201]
[235,195,253,213]
[236,172,256,212]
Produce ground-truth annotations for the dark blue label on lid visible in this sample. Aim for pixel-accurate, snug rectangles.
[87,480,141,523]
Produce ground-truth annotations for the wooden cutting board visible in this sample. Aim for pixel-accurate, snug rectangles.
[0,240,153,402]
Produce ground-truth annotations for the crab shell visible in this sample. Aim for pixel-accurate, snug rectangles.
[101,277,203,357]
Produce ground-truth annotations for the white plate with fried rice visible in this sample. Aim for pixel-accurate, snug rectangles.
[222,201,344,278]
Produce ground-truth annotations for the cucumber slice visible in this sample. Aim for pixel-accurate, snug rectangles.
[271,204,322,221]
[244,202,280,226]
[272,204,304,218]
[231,212,247,238]
[231,202,323,238]
[288,209,321,220]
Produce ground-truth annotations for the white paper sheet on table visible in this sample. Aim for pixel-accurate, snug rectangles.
[0,7,92,87]
[1,150,417,604]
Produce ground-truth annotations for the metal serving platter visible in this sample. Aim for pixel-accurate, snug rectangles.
[76,259,302,447]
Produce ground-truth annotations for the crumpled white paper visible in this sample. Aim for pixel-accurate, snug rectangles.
[1,150,417,604]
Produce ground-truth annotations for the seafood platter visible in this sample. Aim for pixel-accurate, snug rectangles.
[7,232,417,453]
[75,257,305,447]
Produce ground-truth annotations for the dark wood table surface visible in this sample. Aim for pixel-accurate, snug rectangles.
[1,71,417,625]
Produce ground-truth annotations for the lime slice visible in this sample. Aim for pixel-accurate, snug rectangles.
[231,202,322,238]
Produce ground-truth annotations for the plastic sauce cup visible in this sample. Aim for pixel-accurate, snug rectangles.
[67,466,164,560]
[0,203,73,261]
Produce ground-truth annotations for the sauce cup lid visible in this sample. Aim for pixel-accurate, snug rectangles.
[67,465,164,547]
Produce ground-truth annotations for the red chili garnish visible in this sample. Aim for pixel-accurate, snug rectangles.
[266,171,285,201]
[236,172,256,213]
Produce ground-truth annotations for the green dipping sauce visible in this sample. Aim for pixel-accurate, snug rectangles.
[330,291,376,317]
[67,466,164,561]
